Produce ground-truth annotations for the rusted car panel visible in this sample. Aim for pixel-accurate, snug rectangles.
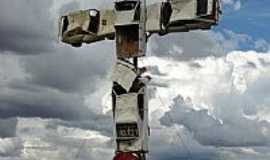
[116,25,140,58]
[114,0,143,58]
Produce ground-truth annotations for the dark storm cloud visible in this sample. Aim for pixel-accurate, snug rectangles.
[0,54,110,121]
[0,30,54,54]
[0,0,115,122]
[0,83,112,131]
[0,0,55,54]
[58,1,80,15]
[0,0,115,92]
[0,118,17,138]
[0,0,115,55]
[48,117,113,136]
[21,44,114,93]
[0,50,113,130]
[0,83,91,120]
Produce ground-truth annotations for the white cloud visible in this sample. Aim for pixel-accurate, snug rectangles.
[255,39,270,52]
[222,0,242,11]
[4,49,270,159]
[233,1,241,11]
[141,50,270,159]
[0,118,113,160]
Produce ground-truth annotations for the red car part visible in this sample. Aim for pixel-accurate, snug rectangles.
[113,152,139,160]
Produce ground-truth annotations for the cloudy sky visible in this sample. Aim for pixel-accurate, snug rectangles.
[0,0,270,160]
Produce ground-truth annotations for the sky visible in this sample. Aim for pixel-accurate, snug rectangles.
[0,0,270,160]
[218,0,270,41]
[215,0,270,51]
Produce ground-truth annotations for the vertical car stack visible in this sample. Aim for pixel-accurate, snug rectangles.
[112,1,149,160]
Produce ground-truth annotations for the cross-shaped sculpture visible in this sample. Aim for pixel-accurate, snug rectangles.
[58,0,221,160]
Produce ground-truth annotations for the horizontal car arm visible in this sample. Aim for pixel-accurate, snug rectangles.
[59,0,220,46]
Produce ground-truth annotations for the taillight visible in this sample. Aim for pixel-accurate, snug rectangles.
[113,152,139,160]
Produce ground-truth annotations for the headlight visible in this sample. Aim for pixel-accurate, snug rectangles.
[89,9,98,17]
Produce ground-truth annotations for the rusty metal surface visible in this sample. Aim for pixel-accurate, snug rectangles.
[116,25,139,58]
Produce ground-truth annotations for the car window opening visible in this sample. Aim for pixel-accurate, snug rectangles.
[197,0,208,15]
[62,16,69,34]
[115,1,138,11]
[88,10,100,33]
[138,93,144,120]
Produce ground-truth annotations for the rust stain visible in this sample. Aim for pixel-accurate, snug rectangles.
[116,25,139,58]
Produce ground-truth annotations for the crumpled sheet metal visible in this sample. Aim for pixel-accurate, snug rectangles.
[112,60,138,91]
[66,10,91,33]
[114,92,148,152]
[115,93,141,123]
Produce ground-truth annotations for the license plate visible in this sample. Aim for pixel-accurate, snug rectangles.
[116,123,139,138]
